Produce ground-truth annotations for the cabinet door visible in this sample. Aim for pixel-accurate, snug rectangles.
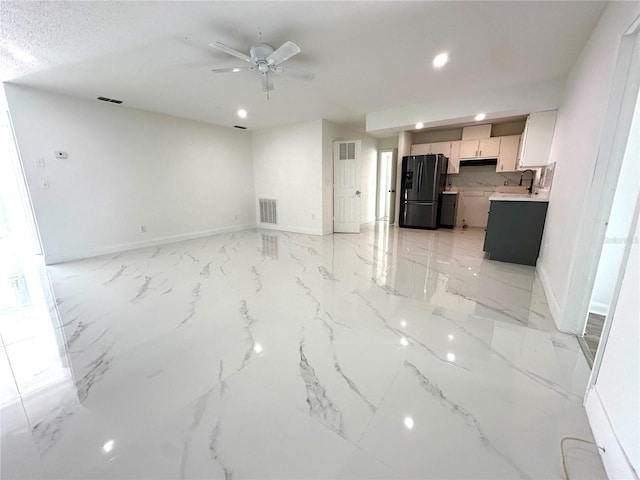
[518,110,557,168]
[429,141,451,157]
[478,137,500,157]
[410,143,431,155]
[496,135,520,172]
[459,140,479,158]
[448,141,461,174]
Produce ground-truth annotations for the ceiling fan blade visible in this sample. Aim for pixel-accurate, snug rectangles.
[260,73,274,92]
[267,41,301,66]
[273,67,315,81]
[210,42,253,63]
[211,67,255,73]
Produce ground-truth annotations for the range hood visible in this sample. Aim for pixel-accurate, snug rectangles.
[459,158,498,167]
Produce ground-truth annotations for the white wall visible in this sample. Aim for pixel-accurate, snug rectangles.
[377,136,398,150]
[321,120,378,235]
[536,2,640,332]
[585,209,640,478]
[4,84,255,264]
[252,120,323,235]
[393,131,413,224]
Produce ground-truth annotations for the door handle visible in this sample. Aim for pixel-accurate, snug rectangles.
[355,190,361,196]
[388,189,396,193]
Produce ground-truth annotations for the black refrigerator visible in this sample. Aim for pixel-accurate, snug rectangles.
[399,154,448,229]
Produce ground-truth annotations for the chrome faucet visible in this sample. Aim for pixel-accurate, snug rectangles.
[519,169,535,194]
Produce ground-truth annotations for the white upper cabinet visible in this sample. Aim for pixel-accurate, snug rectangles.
[410,143,431,155]
[429,141,451,157]
[408,141,459,174]
[518,110,557,168]
[459,137,501,158]
[478,137,501,157]
[459,140,479,158]
[496,135,521,172]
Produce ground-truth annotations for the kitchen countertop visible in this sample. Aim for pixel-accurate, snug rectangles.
[489,192,550,202]
[442,191,458,195]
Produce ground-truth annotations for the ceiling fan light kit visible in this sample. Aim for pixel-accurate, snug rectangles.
[211,40,314,94]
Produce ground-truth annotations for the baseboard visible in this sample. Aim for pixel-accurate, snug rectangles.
[584,386,638,479]
[257,223,323,236]
[588,301,609,317]
[44,223,256,265]
[536,262,565,332]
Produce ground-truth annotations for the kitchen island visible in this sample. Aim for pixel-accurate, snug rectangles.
[483,192,549,266]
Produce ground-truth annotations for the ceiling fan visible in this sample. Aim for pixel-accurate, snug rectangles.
[210,41,314,93]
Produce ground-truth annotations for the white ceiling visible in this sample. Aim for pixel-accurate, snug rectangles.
[0,1,606,135]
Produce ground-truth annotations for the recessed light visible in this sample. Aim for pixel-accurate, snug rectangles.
[102,440,114,453]
[237,108,247,118]
[475,113,486,121]
[232,68,241,73]
[404,417,415,429]
[433,52,448,68]
[415,122,424,129]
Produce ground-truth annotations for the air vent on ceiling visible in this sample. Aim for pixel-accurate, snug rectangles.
[234,125,247,130]
[97,96,123,104]
[259,198,278,224]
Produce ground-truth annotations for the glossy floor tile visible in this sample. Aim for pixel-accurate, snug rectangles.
[1,223,606,479]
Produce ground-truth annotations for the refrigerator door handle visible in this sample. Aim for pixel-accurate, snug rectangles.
[417,161,423,193]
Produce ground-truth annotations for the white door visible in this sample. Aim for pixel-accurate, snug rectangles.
[334,140,361,233]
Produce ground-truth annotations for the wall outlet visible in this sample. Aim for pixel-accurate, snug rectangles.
[311,213,316,220]
[234,214,238,221]
[41,179,49,189]
[139,225,147,233]
[35,157,45,167]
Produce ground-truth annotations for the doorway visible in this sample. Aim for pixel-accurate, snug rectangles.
[578,27,640,372]
[581,76,640,368]
[376,148,397,224]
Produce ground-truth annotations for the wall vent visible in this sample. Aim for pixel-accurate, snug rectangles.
[259,198,278,224]
[234,125,247,130]
[97,96,123,104]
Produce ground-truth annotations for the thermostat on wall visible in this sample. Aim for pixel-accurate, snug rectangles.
[55,151,68,159]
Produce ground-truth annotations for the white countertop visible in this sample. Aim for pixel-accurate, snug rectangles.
[489,192,550,202]
[442,191,458,195]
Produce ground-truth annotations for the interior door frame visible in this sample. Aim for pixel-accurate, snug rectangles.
[560,22,640,335]
[376,148,397,223]
[586,26,640,391]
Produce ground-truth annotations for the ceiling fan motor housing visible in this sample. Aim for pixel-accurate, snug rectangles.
[250,44,275,62]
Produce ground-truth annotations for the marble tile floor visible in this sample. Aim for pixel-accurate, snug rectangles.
[1,223,607,479]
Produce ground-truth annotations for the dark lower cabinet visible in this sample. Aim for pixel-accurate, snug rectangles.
[439,193,458,228]
[483,200,549,266]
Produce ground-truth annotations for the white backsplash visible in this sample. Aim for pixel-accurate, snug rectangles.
[448,165,523,189]
[447,165,532,227]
